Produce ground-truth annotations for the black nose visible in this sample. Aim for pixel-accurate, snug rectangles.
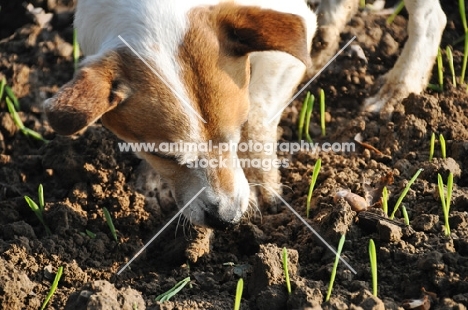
[204,211,234,230]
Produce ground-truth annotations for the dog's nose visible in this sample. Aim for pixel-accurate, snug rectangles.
[204,210,234,230]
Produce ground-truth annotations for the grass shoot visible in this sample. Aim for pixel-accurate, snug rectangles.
[381,186,388,215]
[368,239,377,297]
[102,207,118,242]
[5,84,20,110]
[297,92,310,141]
[5,96,48,142]
[304,93,315,143]
[401,205,410,226]
[429,132,435,161]
[437,172,453,237]
[234,278,244,310]
[359,0,365,9]
[85,229,96,239]
[306,158,322,218]
[24,184,51,235]
[325,234,346,302]
[460,0,467,84]
[156,277,191,302]
[0,78,5,102]
[320,89,326,137]
[439,134,446,159]
[282,247,292,295]
[437,47,444,90]
[446,46,456,87]
[40,266,63,310]
[386,0,405,25]
[389,168,423,220]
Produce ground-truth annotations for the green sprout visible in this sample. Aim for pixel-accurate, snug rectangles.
[24,184,51,235]
[304,93,315,143]
[0,78,5,102]
[85,229,96,239]
[437,172,453,237]
[460,0,467,84]
[359,0,365,9]
[297,92,310,141]
[306,158,322,218]
[73,29,80,72]
[401,205,410,226]
[325,234,346,302]
[5,84,20,110]
[40,266,63,310]
[234,278,244,310]
[439,134,446,159]
[446,46,456,87]
[102,207,118,242]
[389,168,423,220]
[381,186,388,215]
[368,239,377,297]
[5,96,48,143]
[437,47,444,90]
[429,132,435,161]
[156,277,191,302]
[320,89,326,137]
[386,0,405,24]
[282,247,292,295]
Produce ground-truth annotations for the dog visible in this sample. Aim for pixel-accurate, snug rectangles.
[44,0,446,228]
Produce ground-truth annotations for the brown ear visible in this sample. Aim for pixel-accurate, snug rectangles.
[44,59,130,135]
[215,4,310,65]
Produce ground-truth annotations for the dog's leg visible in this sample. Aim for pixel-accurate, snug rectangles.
[363,0,446,116]
[309,0,359,74]
[241,51,307,211]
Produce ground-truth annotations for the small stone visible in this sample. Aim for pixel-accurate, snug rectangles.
[378,220,402,242]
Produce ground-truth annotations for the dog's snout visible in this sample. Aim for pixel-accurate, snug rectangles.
[203,210,234,230]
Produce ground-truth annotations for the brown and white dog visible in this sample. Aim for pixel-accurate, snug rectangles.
[44,0,446,228]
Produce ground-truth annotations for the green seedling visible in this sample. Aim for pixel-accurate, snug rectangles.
[73,29,80,72]
[460,0,467,84]
[304,93,315,143]
[5,84,20,110]
[234,278,244,310]
[386,0,405,24]
[438,172,453,236]
[6,97,48,142]
[437,47,444,90]
[102,207,118,242]
[24,184,51,235]
[429,132,435,161]
[297,92,310,141]
[359,0,365,9]
[439,134,446,159]
[85,229,96,238]
[0,78,5,102]
[320,89,326,137]
[381,186,389,215]
[40,266,63,310]
[446,46,457,87]
[306,158,322,218]
[390,168,423,220]
[401,205,410,226]
[282,247,292,295]
[368,239,377,296]
[325,234,346,302]
[156,277,191,302]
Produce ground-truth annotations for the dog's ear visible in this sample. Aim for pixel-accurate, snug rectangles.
[215,4,310,65]
[44,57,130,135]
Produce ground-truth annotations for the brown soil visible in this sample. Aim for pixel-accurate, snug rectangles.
[1,1,468,309]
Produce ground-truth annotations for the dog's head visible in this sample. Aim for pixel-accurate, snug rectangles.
[44,3,310,228]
